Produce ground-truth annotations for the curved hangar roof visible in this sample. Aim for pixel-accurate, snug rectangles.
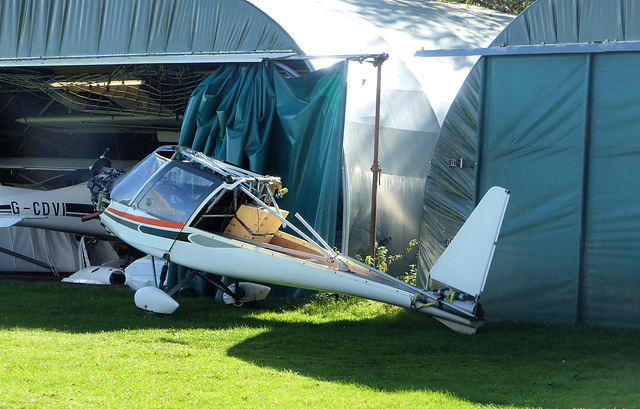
[420,0,640,327]
[0,0,302,65]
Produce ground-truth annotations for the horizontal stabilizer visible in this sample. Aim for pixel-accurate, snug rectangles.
[429,187,510,297]
[433,317,483,335]
[0,217,23,228]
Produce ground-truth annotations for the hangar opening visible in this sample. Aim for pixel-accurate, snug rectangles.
[0,0,313,275]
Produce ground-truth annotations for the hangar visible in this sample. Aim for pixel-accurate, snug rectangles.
[0,1,512,285]
[420,0,640,327]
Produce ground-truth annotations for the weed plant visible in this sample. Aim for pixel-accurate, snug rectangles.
[444,0,535,14]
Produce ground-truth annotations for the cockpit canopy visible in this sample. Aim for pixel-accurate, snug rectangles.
[110,146,171,206]
[108,146,285,230]
[110,146,222,223]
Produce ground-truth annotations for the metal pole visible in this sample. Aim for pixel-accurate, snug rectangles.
[0,245,53,270]
[369,56,386,261]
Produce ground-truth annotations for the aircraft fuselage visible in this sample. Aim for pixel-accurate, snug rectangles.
[0,183,106,237]
[97,146,510,333]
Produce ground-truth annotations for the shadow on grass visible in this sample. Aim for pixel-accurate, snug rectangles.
[1,280,638,408]
[225,312,640,408]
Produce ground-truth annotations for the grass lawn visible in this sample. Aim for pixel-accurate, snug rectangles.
[0,279,637,408]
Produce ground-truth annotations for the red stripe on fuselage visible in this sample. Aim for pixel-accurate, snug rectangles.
[105,207,185,230]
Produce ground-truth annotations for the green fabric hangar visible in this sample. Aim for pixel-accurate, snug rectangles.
[419,0,640,327]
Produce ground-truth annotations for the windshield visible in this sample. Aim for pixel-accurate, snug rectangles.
[111,151,168,205]
[136,165,221,223]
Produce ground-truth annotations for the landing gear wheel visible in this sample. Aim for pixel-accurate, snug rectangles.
[137,307,163,317]
[232,300,256,308]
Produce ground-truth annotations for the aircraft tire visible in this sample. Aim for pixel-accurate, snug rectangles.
[137,307,163,317]
[232,301,257,308]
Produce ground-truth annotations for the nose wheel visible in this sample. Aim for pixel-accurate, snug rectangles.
[133,267,270,315]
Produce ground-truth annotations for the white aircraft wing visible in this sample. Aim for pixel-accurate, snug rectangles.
[0,217,24,227]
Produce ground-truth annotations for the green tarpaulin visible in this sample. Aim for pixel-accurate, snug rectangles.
[167,61,348,295]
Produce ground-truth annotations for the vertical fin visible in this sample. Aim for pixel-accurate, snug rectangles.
[428,186,510,297]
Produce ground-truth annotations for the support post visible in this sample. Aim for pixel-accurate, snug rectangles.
[368,55,387,261]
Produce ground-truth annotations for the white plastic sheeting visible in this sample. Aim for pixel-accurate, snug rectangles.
[250,0,512,259]
[0,226,80,273]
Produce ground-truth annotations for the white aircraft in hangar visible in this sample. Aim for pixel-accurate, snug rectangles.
[0,154,144,284]
[0,155,113,237]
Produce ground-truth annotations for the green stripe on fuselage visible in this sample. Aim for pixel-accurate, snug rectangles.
[188,233,236,249]
[140,225,181,240]
[106,211,185,241]
[103,211,138,231]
